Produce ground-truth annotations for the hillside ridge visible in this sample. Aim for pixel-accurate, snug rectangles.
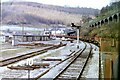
[1,2,99,27]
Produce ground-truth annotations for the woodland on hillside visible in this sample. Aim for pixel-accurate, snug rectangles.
[1,2,98,27]
[81,1,120,38]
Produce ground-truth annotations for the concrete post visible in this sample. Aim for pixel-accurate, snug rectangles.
[12,36,18,46]
[5,36,9,42]
[77,27,79,44]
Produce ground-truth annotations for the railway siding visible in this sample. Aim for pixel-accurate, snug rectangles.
[0,44,66,67]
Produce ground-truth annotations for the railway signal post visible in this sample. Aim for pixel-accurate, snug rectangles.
[71,23,81,48]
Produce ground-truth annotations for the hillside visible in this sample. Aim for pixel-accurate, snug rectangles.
[80,1,120,38]
[1,2,99,27]
[89,1,120,38]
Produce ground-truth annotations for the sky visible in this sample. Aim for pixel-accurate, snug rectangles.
[1,0,112,9]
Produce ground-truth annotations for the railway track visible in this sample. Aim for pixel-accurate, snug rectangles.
[0,44,65,67]
[0,42,92,79]
[35,42,87,79]
[53,43,92,80]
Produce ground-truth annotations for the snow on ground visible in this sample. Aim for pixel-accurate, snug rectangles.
[40,41,86,78]
[40,42,99,79]
[0,40,85,79]
[0,49,18,52]
[0,40,99,79]
[20,68,48,78]
[0,67,8,74]
[41,58,72,78]
[85,44,99,78]
[38,40,62,45]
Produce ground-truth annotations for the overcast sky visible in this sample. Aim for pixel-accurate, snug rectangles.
[1,0,111,9]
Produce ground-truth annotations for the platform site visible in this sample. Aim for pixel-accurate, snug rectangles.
[0,1,120,80]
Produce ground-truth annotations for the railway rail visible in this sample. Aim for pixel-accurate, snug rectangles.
[35,42,87,79]
[0,41,93,79]
[0,44,66,67]
[53,43,92,80]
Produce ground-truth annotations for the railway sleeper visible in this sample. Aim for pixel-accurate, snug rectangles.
[71,63,83,66]
[75,57,82,60]
[69,65,82,68]
[58,76,76,80]
[59,75,71,78]
[63,72,79,76]
[64,75,77,78]
[73,61,85,64]
[67,67,80,70]
[74,60,86,63]
[76,57,86,60]
[65,70,80,75]
[59,74,77,78]
[70,65,82,68]
[70,64,82,67]
[58,76,69,79]
[65,69,80,73]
